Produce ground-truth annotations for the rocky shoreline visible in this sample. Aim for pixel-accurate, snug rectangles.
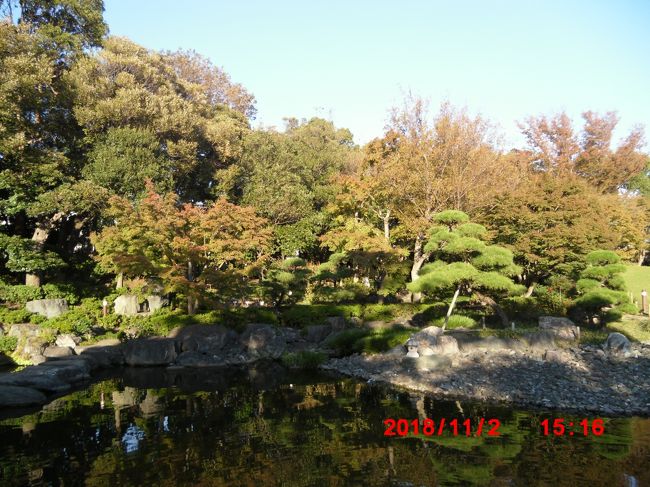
[321,333,650,417]
[2,315,650,417]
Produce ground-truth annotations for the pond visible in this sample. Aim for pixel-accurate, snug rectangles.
[0,364,648,486]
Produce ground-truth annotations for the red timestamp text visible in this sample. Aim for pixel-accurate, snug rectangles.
[383,418,501,437]
[540,418,605,436]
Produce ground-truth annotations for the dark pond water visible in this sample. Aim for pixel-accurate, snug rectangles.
[0,364,648,486]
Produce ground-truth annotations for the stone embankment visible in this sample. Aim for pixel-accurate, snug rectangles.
[0,319,345,408]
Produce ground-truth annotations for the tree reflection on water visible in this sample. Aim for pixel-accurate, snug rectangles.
[0,365,648,486]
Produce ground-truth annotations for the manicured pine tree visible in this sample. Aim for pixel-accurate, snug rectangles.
[408,210,524,329]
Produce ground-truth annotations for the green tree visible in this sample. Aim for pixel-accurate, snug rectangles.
[408,210,524,328]
[574,250,629,324]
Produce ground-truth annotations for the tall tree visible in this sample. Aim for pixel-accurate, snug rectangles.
[520,111,646,192]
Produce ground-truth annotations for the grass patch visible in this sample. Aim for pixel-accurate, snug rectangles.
[280,351,327,369]
[325,325,413,355]
[622,265,650,309]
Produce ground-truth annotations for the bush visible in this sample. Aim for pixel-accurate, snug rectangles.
[432,314,476,329]
[354,326,413,353]
[0,282,81,306]
[324,328,368,355]
[0,335,17,353]
[0,307,35,325]
[535,286,572,315]
[43,298,102,337]
[0,284,43,305]
[281,351,326,369]
[324,325,414,355]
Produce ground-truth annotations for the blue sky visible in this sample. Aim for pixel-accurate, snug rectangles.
[104,0,650,148]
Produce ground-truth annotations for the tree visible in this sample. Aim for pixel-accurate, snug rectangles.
[1,0,107,54]
[257,257,311,308]
[520,111,647,192]
[68,36,251,203]
[92,184,271,313]
[487,174,619,295]
[574,250,629,324]
[373,96,521,295]
[216,118,356,258]
[408,210,524,328]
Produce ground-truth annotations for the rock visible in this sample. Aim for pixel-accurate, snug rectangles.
[114,294,141,316]
[75,338,124,368]
[55,334,80,349]
[523,330,557,351]
[123,338,177,366]
[539,316,580,341]
[604,332,631,356]
[145,295,168,313]
[544,350,570,363]
[43,346,74,359]
[8,326,49,364]
[25,298,68,319]
[0,359,91,392]
[0,369,71,393]
[305,324,332,343]
[325,316,347,332]
[7,323,41,339]
[169,325,240,354]
[240,324,286,359]
[416,355,452,371]
[407,326,458,356]
[0,385,47,408]
[0,353,13,366]
[175,351,228,367]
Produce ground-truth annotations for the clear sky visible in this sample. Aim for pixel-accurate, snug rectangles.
[104,0,650,148]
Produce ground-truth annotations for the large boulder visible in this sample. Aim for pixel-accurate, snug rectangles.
[305,324,332,343]
[240,324,286,359]
[146,295,168,313]
[55,334,81,349]
[114,294,141,316]
[123,338,177,366]
[0,385,47,408]
[75,338,124,367]
[604,332,632,356]
[8,325,49,364]
[43,346,74,359]
[539,316,580,341]
[25,299,68,319]
[175,351,230,367]
[169,325,240,354]
[406,326,458,356]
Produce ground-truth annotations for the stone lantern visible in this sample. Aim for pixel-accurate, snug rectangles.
[405,338,419,358]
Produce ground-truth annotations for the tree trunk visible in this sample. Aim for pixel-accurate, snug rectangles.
[116,272,124,289]
[383,210,391,242]
[443,285,462,331]
[25,273,41,287]
[187,296,197,315]
[25,213,65,286]
[409,236,429,303]
[638,249,647,266]
[187,260,196,315]
[524,281,537,298]
[475,291,509,327]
